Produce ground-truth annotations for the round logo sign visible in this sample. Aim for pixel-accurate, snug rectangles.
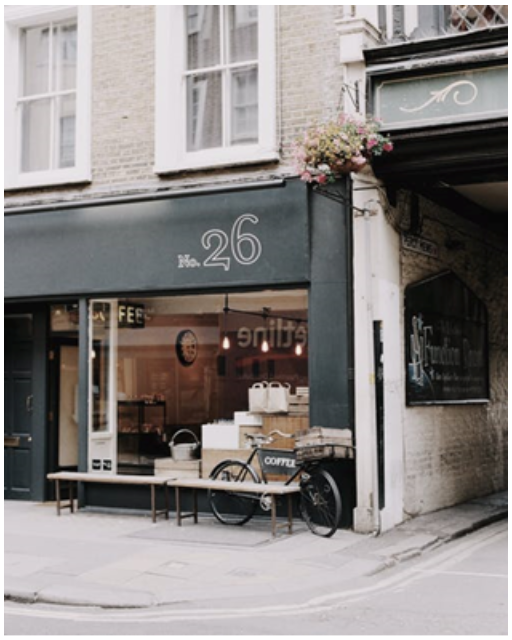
[175,330,198,366]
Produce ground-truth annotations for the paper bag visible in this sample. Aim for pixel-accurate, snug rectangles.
[248,381,268,413]
[266,382,291,414]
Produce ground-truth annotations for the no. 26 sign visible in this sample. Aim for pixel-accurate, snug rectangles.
[177,214,262,272]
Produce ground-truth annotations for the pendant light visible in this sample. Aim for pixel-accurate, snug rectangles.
[261,307,270,353]
[222,294,230,350]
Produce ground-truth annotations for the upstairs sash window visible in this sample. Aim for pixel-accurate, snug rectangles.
[4,6,91,190]
[155,5,277,173]
[20,21,78,172]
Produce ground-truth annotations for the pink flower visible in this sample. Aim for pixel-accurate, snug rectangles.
[351,155,367,166]
[316,173,328,185]
[383,142,394,152]
[300,171,312,182]
[367,138,378,150]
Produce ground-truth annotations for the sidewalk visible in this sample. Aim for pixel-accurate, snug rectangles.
[4,491,507,609]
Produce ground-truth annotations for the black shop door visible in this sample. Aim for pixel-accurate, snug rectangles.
[4,314,35,500]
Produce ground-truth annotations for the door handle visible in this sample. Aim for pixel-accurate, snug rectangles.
[4,436,20,448]
[26,395,33,413]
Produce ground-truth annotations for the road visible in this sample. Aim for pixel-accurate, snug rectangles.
[4,519,507,636]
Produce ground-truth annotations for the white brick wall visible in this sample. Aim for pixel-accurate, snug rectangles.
[401,196,507,515]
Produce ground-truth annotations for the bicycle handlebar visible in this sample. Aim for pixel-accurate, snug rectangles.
[244,430,294,446]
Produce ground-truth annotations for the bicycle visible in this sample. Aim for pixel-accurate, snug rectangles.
[208,430,342,537]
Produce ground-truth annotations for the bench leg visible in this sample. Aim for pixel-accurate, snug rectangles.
[55,479,61,516]
[271,496,277,537]
[151,485,156,523]
[174,486,198,526]
[164,484,169,520]
[287,494,293,534]
[55,479,75,515]
[175,486,181,526]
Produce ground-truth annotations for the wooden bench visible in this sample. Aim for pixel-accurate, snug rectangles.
[169,478,301,537]
[46,472,176,523]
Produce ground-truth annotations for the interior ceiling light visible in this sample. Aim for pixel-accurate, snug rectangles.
[222,294,230,350]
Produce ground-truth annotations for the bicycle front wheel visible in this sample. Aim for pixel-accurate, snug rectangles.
[299,469,341,537]
[209,460,260,526]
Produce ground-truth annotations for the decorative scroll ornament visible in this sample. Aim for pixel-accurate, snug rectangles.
[400,80,478,114]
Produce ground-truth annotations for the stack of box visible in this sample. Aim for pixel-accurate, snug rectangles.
[200,413,263,478]
[288,386,309,416]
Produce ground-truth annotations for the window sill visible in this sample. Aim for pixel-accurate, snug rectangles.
[154,148,280,176]
[5,168,92,192]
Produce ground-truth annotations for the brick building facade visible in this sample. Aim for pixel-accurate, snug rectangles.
[5,6,507,533]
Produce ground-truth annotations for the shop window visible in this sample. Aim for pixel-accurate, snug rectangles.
[4,6,91,190]
[155,5,277,173]
[87,291,308,475]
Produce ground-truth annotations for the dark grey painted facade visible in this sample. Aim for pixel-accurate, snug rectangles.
[5,178,354,504]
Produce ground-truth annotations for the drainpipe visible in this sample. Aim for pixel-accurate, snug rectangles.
[363,206,381,535]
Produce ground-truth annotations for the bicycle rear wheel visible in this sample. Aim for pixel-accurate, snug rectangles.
[209,460,260,525]
[299,469,341,537]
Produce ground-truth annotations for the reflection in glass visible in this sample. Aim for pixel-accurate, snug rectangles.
[186,5,220,70]
[53,23,77,91]
[58,94,76,168]
[228,6,258,63]
[91,303,111,433]
[230,67,258,145]
[186,72,223,151]
[21,100,51,172]
[22,26,50,96]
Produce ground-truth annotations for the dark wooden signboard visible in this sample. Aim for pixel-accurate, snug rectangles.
[405,272,489,405]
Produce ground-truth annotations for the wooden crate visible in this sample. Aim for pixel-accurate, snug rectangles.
[154,458,201,479]
[201,448,261,479]
[262,415,309,450]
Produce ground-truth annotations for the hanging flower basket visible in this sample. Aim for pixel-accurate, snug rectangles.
[293,114,393,184]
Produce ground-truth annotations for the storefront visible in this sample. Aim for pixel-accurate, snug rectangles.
[5,178,355,518]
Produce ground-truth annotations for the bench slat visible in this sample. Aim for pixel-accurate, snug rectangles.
[47,472,175,486]
[169,478,300,495]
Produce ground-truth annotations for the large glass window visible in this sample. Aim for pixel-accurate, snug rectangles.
[89,291,308,474]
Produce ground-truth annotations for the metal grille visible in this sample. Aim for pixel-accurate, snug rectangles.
[447,5,508,32]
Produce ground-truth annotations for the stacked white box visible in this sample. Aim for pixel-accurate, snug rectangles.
[201,422,239,449]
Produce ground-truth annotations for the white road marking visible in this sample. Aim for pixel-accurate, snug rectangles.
[412,569,507,579]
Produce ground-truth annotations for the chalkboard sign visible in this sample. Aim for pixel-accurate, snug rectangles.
[405,272,489,405]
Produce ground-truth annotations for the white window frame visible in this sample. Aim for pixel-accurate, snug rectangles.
[4,5,91,190]
[155,5,277,174]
